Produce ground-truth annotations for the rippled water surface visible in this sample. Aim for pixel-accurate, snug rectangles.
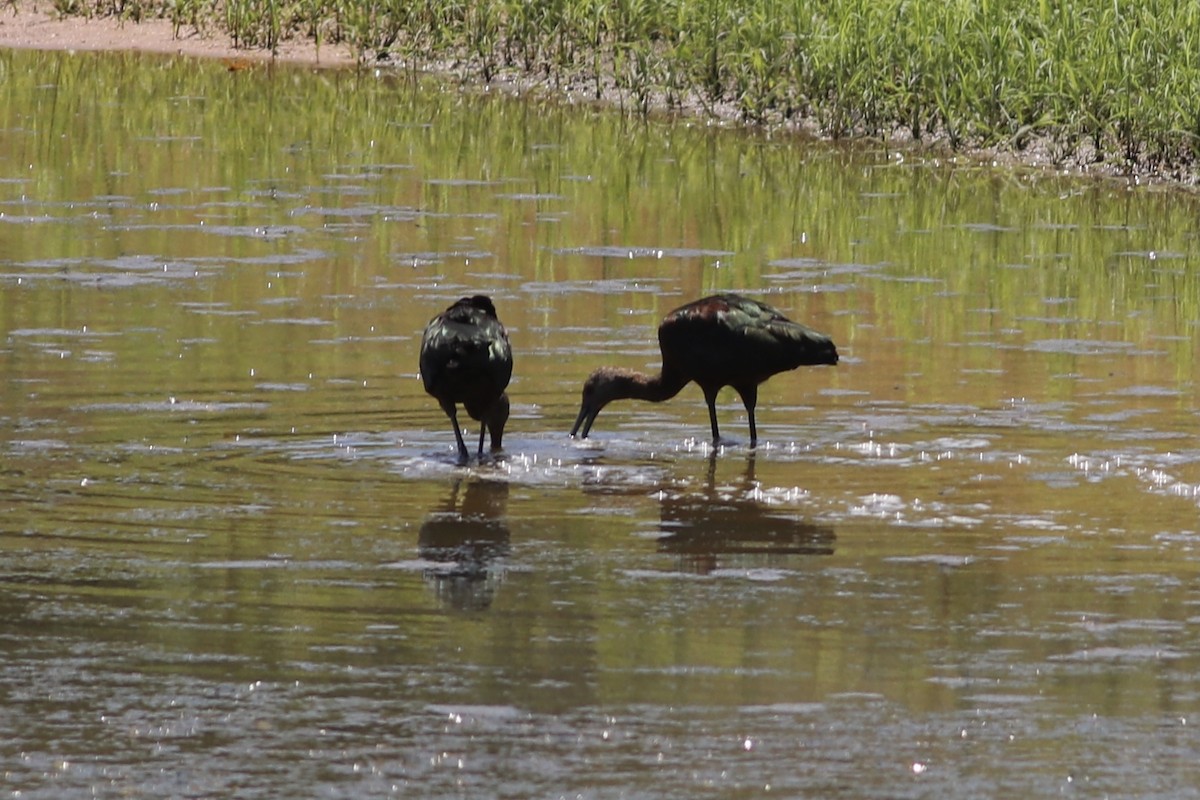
[4,49,1200,798]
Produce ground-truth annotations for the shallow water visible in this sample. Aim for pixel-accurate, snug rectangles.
[3,48,1200,797]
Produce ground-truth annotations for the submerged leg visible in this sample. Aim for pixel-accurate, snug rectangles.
[736,384,759,447]
[486,393,510,452]
[442,401,470,462]
[702,386,722,443]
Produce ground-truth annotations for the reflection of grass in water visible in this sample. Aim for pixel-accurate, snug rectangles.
[3,47,1200,407]
[46,0,1200,174]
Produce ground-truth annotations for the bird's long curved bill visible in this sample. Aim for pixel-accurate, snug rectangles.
[570,405,595,438]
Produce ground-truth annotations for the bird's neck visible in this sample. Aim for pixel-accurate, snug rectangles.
[612,368,688,403]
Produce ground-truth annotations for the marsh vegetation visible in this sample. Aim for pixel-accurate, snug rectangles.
[41,0,1200,181]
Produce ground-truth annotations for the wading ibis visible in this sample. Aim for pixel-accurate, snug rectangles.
[569,293,837,446]
[420,295,513,462]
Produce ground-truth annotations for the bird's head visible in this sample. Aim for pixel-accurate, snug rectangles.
[465,295,499,318]
[816,335,839,366]
[569,367,632,439]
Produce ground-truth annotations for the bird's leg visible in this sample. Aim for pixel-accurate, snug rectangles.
[702,386,722,444]
[486,393,509,452]
[442,401,470,462]
[736,384,759,447]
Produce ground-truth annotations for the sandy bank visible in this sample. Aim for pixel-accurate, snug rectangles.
[0,1,354,66]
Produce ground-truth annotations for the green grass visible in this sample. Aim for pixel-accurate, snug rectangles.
[53,0,1200,177]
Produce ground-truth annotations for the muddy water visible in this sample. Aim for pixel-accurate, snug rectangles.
[3,48,1200,797]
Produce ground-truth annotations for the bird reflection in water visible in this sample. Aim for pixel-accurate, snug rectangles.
[657,452,835,574]
[418,478,510,611]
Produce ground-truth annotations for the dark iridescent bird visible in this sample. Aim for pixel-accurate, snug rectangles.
[420,295,513,462]
[570,293,838,446]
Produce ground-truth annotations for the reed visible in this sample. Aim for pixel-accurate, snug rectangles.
[59,0,1200,176]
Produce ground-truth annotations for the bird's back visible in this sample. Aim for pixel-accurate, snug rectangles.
[420,296,513,410]
[658,293,837,386]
